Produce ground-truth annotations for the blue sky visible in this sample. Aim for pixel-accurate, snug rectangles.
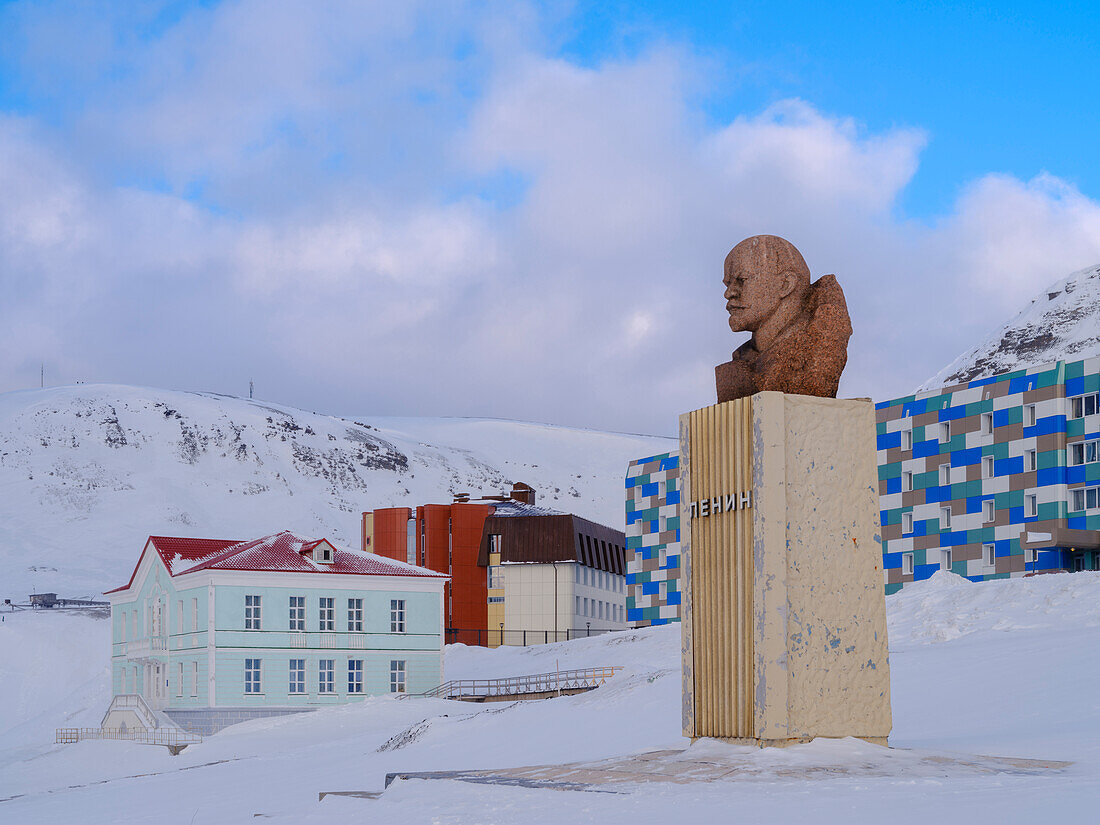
[1,1,1098,434]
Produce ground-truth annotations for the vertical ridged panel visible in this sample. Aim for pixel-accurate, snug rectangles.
[688,398,754,739]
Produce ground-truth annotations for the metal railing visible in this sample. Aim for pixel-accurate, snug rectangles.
[56,727,203,747]
[101,693,159,730]
[445,627,626,647]
[422,666,622,699]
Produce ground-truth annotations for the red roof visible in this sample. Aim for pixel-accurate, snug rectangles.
[107,531,446,594]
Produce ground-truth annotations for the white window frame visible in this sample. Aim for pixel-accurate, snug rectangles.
[318,659,335,694]
[1025,546,1037,565]
[939,463,950,486]
[244,595,262,630]
[289,596,306,631]
[902,512,914,534]
[390,660,407,694]
[191,661,199,697]
[940,506,951,530]
[390,599,406,633]
[982,499,995,523]
[983,543,996,568]
[1026,449,1037,472]
[902,553,914,576]
[982,455,994,479]
[980,413,993,435]
[1025,493,1038,518]
[348,598,363,632]
[191,598,199,632]
[289,658,305,694]
[1025,404,1037,427]
[244,658,262,694]
[939,422,951,444]
[1070,392,1099,419]
[120,611,127,642]
[1072,486,1099,512]
[348,659,364,694]
[942,549,952,571]
[177,600,183,634]
[902,470,913,492]
[902,428,913,451]
[1069,439,1099,466]
[177,662,184,697]
[319,597,335,631]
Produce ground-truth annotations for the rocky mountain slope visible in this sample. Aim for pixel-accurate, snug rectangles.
[920,263,1100,390]
[0,385,673,599]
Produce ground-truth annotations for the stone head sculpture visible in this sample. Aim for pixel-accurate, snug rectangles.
[716,235,852,403]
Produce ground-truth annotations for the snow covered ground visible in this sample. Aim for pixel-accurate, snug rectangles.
[2,570,1098,824]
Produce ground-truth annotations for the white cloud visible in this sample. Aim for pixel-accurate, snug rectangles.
[1,3,1098,434]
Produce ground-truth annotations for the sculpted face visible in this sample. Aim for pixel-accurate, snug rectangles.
[723,243,784,333]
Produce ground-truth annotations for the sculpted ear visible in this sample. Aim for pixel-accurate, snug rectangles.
[778,271,799,298]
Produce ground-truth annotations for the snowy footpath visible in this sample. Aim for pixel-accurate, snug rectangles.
[2,571,1099,824]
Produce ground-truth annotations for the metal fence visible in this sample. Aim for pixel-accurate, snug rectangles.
[445,627,625,647]
[422,665,622,700]
[56,727,203,747]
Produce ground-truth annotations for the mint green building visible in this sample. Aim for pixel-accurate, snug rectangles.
[105,531,447,734]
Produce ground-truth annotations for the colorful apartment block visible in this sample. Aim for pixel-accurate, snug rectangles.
[625,452,682,626]
[877,356,1100,593]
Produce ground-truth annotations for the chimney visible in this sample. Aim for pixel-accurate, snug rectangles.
[453,492,471,503]
[509,482,535,506]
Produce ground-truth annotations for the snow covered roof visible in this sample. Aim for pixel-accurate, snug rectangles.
[107,530,446,593]
[487,499,564,517]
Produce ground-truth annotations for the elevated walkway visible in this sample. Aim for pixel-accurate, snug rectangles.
[57,694,202,755]
[421,666,621,702]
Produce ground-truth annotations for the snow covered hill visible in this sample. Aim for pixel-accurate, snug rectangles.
[2,570,1099,823]
[0,384,673,600]
[920,263,1100,390]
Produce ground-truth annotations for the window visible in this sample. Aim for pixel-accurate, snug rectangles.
[983,543,996,568]
[939,463,950,486]
[487,595,504,604]
[1070,392,1099,419]
[120,612,127,642]
[244,659,262,694]
[902,512,914,534]
[1070,439,1100,466]
[245,595,262,630]
[940,506,951,530]
[1072,486,1099,512]
[939,422,951,444]
[598,601,604,620]
[902,470,913,492]
[489,534,502,554]
[902,429,913,451]
[942,549,952,571]
[347,659,364,693]
[1025,404,1037,426]
[390,599,406,633]
[177,662,184,696]
[982,456,994,479]
[390,660,407,693]
[576,595,581,615]
[288,659,305,694]
[488,565,503,589]
[980,413,993,435]
[982,499,995,523]
[177,600,183,633]
[1024,547,1037,565]
[1026,449,1037,472]
[319,597,334,631]
[902,553,914,575]
[191,661,199,697]
[1025,494,1038,518]
[289,596,305,631]
[191,598,199,631]
[348,598,363,632]
[318,660,334,693]
[575,565,581,584]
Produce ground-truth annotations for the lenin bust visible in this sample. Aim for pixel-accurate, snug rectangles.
[716,235,852,403]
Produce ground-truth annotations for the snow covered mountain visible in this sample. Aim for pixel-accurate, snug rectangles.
[0,385,673,600]
[920,263,1100,391]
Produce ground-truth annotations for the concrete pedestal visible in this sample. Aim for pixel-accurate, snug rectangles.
[680,392,891,746]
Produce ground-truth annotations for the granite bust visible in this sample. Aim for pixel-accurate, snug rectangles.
[715,235,852,403]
